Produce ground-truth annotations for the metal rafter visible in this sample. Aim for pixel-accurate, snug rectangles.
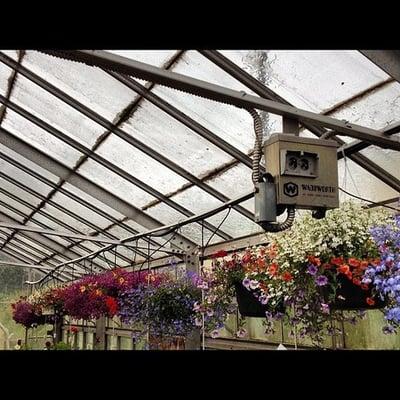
[105,70,254,168]
[0,149,164,251]
[0,126,197,252]
[0,208,103,275]
[200,50,400,193]
[0,94,232,242]
[33,50,400,150]
[0,186,123,270]
[338,121,400,158]
[0,52,257,223]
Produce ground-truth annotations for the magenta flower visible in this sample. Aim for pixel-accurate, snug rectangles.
[307,264,318,276]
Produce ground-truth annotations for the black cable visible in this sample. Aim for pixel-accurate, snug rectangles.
[339,187,400,212]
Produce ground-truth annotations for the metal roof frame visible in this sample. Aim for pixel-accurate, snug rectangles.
[0,49,399,282]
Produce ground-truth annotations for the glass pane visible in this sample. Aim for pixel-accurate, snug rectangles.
[2,109,84,168]
[0,192,32,216]
[76,158,157,208]
[24,50,142,123]
[94,134,189,194]
[0,60,13,94]
[220,50,390,112]
[13,234,54,256]
[10,72,106,148]
[122,99,233,177]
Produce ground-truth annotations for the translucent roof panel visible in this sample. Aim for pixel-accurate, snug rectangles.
[152,86,256,154]
[61,182,126,220]
[49,192,113,230]
[76,159,157,208]
[0,144,60,186]
[206,163,253,200]
[93,134,189,194]
[338,158,398,203]
[172,51,258,94]
[13,234,55,256]
[107,50,177,67]
[23,51,142,122]
[9,70,106,149]
[220,50,390,113]
[328,81,400,143]
[2,109,84,168]
[360,145,400,181]
[0,192,32,217]
[0,176,44,208]
[0,60,13,94]
[121,99,234,177]
[0,205,26,223]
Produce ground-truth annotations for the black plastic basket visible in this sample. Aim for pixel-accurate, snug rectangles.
[326,274,386,310]
[234,282,284,317]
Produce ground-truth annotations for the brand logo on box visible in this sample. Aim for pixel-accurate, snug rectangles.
[283,182,298,197]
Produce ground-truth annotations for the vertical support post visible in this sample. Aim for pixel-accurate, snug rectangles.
[283,117,299,136]
[95,316,106,350]
[184,246,201,350]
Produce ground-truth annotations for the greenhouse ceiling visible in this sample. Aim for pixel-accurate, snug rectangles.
[0,50,399,283]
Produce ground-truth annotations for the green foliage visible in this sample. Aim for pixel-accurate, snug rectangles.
[0,266,25,294]
[53,341,71,350]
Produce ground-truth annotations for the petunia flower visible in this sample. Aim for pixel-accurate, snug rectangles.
[307,264,318,276]
[315,275,328,286]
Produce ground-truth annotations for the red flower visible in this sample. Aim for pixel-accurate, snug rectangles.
[360,261,369,270]
[242,252,252,264]
[282,272,293,282]
[322,263,332,270]
[268,263,279,276]
[256,258,266,268]
[70,326,79,334]
[352,278,362,286]
[105,296,118,316]
[338,264,350,275]
[331,257,344,266]
[212,250,228,259]
[308,256,321,266]
[361,284,370,291]
[348,258,360,268]
[366,297,375,306]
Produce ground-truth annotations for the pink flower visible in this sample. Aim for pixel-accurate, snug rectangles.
[236,328,247,338]
[210,329,220,338]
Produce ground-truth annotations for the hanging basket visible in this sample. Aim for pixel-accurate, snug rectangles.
[234,282,284,318]
[326,274,386,310]
[148,335,186,350]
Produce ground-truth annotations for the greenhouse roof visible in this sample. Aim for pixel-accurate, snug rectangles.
[0,50,399,283]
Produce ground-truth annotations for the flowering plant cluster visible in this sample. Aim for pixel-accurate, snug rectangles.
[11,298,43,328]
[192,254,246,338]
[210,202,390,345]
[119,273,199,338]
[364,214,400,334]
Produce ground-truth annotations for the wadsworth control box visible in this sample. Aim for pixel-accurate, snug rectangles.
[263,133,339,210]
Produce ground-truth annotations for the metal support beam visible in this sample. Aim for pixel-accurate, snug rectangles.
[0,259,55,271]
[360,50,400,83]
[0,222,124,245]
[0,126,196,252]
[0,94,232,241]
[0,53,254,224]
[0,149,163,253]
[200,50,400,193]
[338,120,400,158]
[34,50,400,150]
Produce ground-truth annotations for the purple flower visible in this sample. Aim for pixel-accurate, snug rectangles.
[315,275,328,286]
[259,295,269,305]
[242,278,251,290]
[307,264,318,276]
